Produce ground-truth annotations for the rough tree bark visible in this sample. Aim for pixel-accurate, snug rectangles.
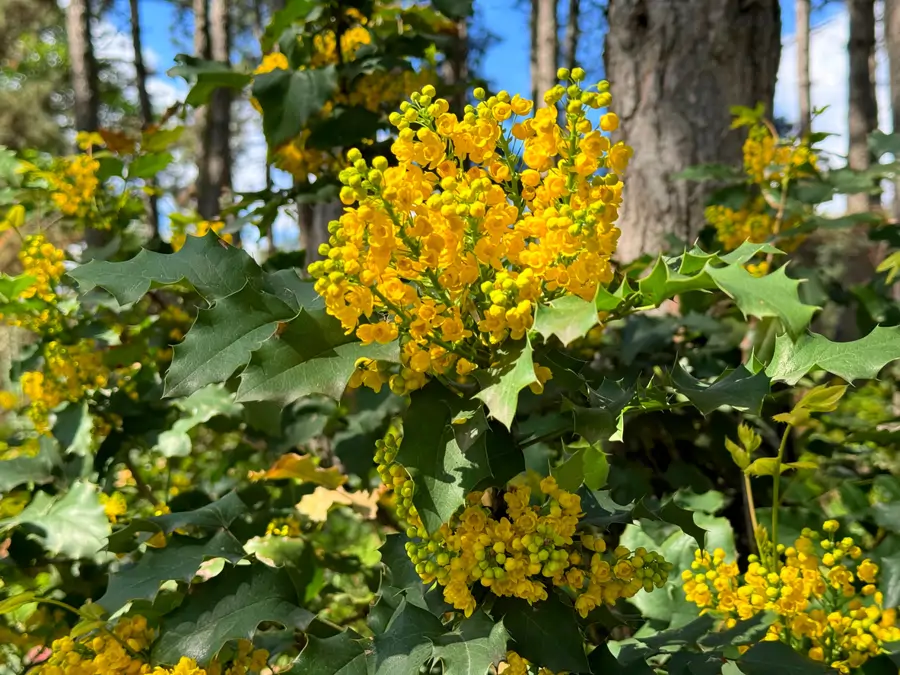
[847,0,879,214]
[66,0,99,132]
[797,0,811,132]
[530,0,539,104]
[886,0,900,222]
[564,0,580,72]
[200,0,232,221]
[129,0,160,239]
[605,0,781,261]
[533,0,558,107]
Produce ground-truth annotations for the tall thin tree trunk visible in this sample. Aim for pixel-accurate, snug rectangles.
[886,0,900,223]
[605,0,781,261]
[445,19,469,116]
[847,0,879,214]
[797,0,811,133]
[564,0,580,71]
[193,0,213,218]
[533,0,558,107]
[67,0,99,132]
[530,0,539,105]
[199,0,232,223]
[129,0,160,240]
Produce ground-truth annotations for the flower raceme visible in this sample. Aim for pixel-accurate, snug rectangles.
[683,522,900,673]
[309,68,631,395]
[375,431,670,619]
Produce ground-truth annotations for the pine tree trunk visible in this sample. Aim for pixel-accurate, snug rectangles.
[129,0,160,239]
[199,0,232,222]
[564,0,580,71]
[797,0,811,132]
[886,0,900,222]
[194,0,213,218]
[530,0,539,104]
[605,0,781,262]
[533,0,557,107]
[66,0,99,132]
[847,0,879,214]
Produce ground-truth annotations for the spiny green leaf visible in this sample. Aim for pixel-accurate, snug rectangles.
[766,326,900,385]
[164,285,296,398]
[739,640,831,675]
[168,55,253,106]
[287,630,369,675]
[700,611,777,648]
[398,382,490,533]
[68,233,258,306]
[494,593,588,673]
[0,273,36,302]
[552,442,609,492]
[106,491,246,553]
[372,599,446,675]
[237,309,399,403]
[97,531,246,614]
[638,614,716,649]
[671,365,770,415]
[432,611,508,675]
[474,339,538,429]
[706,264,818,339]
[0,439,57,491]
[152,564,313,665]
[254,67,338,147]
[572,379,635,444]
[379,534,451,617]
[0,481,109,559]
[533,293,599,346]
[128,152,173,179]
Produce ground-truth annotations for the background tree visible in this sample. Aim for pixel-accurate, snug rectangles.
[533,0,558,108]
[564,0,580,71]
[797,0,811,132]
[66,0,99,132]
[887,0,900,223]
[129,0,160,237]
[605,0,781,261]
[847,0,878,214]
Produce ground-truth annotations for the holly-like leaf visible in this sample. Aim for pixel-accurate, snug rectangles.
[168,55,252,106]
[373,599,446,675]
[0,481,109,559]
[700,611,777,648]
[248,453,347,489]
[379,534,452,617]
[106,491,246,553]
[670,365,770,415]
[533,293,599,346]
[432,611,508,675]
[98,531,246,613]
[287,630,369,675]
[68,233,258,306]
[474,339,538,429]
[0,273,36,302]
[552,441,609,492]
[128,152,174,179]
[0,440,57,491]
[236,310,399,403]
[572,379,636,444]
[164,286,296,398]
[494,593,588,673]
[739,640,831,675]
[706,264,817,339]
[155,384,243,457]
[152,564,313,665]
[398,383,491,533]
[254,67,338,147]
[879,553,900,609]
[766,326,900,385]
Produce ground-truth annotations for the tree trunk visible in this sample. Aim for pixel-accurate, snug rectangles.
[847,0,879,214]
[443,19,469,116]
[533,0,557,107]
[796,0,811,133]
[198,0,232,223]
[885,0,900,222]
[604,0,781,262]
[129,0,160,240]
[564,0,580,71]
[194,0,213,218]
[66,0,99,132]
[530,0,539,105]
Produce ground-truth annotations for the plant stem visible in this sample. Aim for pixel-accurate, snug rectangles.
[771,423,791,570]
[743,473,759,536]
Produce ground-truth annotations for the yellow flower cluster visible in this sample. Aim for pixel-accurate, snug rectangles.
[100,492,128,523]
[50,154,100,218]
[501,651,563,675]
[0,234,66,334]
[706,120,816,252]
[683,522,900,673]
[310,70,629,394]
[376,431,669,619]
[34,616,268,675]
[0,437,40,461]
[170,220,232,252]
[20,340,108,434]
[265,516,301,537]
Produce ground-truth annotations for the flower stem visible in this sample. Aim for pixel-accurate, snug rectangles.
[771,423,791,570]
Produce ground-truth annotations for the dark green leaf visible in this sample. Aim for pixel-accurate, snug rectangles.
[533,293,599,346]
[128,152,173,179]
[670,365,770,415]
[494,593,588,673]
[398,382,490,533]
[237,310,398,403]
[98,531,246,613]
[168,56,252,106]
[152,564,313,665]
[68,233,259,305]
[254,67,338,147]
[879,552,900,609]
[432,0,474,19]
[307,106,384,150]
[639,614,715,649]
[165,286,296,397]
[474,339,538,429]
[700,611,777,648]
[261,0,321,53]
[739,640,831,675]
[766,326,900,385]
[870,131,900,159]
[373,599,446,675]
[432,611,508,675]
[573,379,635,444]
[287,630,369,675]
